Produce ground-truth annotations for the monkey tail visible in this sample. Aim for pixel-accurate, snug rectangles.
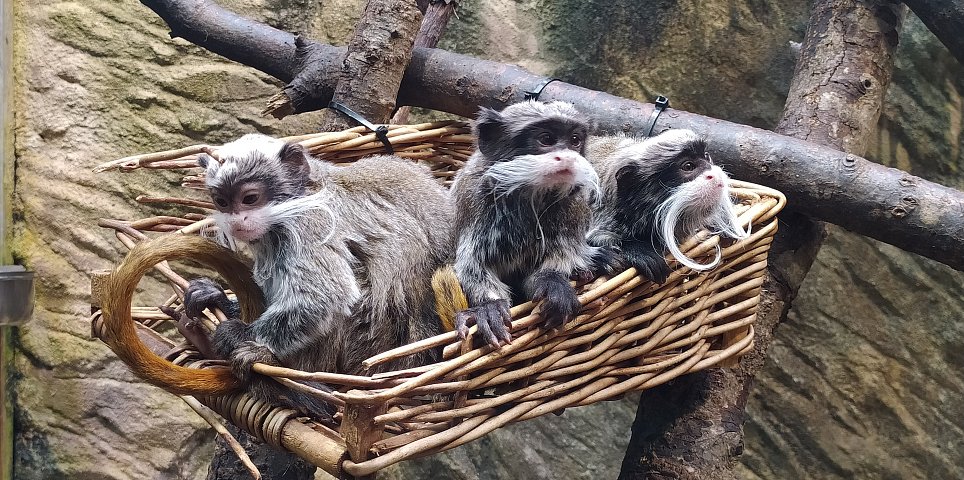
[100,234,265,396]
[431,265,468,333]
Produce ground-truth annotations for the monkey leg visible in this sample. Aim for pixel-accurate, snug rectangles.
[527,270,582,329]
[621,242,671,284]
[455,299,512,349]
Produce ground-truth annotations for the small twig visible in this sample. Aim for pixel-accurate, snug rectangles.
[180,396,261,480]
[159,306,220,360]
[93,144,211,173]
[136,195,215,210]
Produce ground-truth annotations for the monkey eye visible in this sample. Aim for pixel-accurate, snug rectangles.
[570,134,583,148]
[213,197,229,209]
[537,132,555,146]
[241,194,260,205]
[681,161,697,172]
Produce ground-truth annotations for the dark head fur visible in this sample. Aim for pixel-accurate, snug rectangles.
[200,134,334,247]
[202,134,311,203]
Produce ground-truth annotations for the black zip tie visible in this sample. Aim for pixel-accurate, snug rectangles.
[644,95,670,138]
[524,78,560,101]
[328,101,394,154]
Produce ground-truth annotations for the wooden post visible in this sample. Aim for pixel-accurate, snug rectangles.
[1,0,16,475]
[340,395,388,480]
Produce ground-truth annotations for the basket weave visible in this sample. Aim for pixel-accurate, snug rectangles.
[90,120,785,478]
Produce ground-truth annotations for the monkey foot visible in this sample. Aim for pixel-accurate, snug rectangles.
[455,299,512,349]
[228,340,280,384]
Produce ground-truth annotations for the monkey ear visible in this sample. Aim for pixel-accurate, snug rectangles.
[474,107,509,160]
[198,153,220,177]
[280,143,311,178]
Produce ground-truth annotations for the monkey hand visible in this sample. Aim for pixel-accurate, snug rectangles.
[624,248,671,284]
[455,299,512,349]
[227,340,280,385]
[530,271,582,330]
[587,244,623,276]
[184,277,239,320]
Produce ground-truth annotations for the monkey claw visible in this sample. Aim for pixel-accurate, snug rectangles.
[89,121,785,479]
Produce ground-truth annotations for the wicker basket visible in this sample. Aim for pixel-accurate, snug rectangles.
[90,120,785,478]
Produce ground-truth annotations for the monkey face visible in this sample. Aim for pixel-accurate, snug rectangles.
[201,134,314,244]
[209,181,273,242]
[474,101,598,197]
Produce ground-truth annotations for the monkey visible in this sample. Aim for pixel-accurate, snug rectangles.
[449,100,608,349]
[585,129,750,284]
[179,133,452,417]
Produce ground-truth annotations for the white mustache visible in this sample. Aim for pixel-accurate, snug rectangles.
[654,166,750,271]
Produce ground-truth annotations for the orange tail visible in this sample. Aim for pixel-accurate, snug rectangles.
[99,234,265,396]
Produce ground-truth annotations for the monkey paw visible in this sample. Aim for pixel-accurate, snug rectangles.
[228,341,280,384]
[625,250,671,284]
[455,299,512,349]
[184,277,237,319]
[531,274,582,329]
[588,244,623,276]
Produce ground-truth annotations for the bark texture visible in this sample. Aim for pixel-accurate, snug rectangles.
[139,0,964,272]
[618,1,905,478]
[391,0,457,124]
[316,0,421,131]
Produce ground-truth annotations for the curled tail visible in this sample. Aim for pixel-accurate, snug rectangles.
[432,265,467,333]
[100,234,265,396]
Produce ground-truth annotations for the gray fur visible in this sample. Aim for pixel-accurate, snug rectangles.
[201,135,452,378]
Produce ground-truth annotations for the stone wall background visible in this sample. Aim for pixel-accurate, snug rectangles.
[8,1,963,479]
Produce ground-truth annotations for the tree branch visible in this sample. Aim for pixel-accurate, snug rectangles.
[618,1,905,477]
[139,0,964,272]
[902,0,964,66]
[391,0,459,124]
[316,0,421,130]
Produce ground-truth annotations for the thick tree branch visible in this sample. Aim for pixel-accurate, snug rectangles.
[139,0,964,272]
[391,0,458,124]
[316,0,421,130]
[618,1,905,478]
[902,0,964,65]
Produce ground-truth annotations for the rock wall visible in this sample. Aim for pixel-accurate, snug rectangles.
[739,16,964,480]
[9,1,327,478]
[8,1,963,479]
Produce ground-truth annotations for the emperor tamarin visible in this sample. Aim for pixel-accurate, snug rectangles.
[586,129,749,284]
[450,101,607,348]
[184,134,452,416]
